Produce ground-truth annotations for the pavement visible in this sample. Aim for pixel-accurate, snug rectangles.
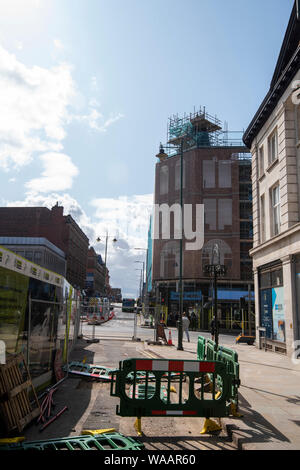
[144,329,300,450]
[20,325,300,451]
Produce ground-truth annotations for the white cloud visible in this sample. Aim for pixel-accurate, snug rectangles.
[90,194,153,247]
[25,152,79,193]
[0,44,76,170]
[5,191,154,296]
[73,108,124,133]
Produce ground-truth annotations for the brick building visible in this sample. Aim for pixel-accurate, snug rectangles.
[0,204,89,289]
[85,248,107,297]
[152,108,254,331]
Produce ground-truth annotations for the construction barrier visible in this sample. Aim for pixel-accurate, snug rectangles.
[126,370,184,383]
[0,431,145,451]
[197,336,206,361]
[129,383,169,403]
[64,361,117,381]
[205,338,217,361]
[197,336,241,415]
[110,358,235,420]
[216,345,240,412]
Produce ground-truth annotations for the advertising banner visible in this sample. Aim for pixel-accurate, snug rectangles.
[272,286,285,342]
[260,289,273,339]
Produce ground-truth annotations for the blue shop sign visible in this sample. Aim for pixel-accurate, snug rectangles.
[170,291,202,301]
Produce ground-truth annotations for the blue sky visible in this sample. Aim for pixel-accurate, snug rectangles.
[0,0,294,296]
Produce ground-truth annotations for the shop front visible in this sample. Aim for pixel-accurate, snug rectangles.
[258,262,286,353]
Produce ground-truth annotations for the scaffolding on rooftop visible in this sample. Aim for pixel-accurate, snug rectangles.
[166,106,247,156]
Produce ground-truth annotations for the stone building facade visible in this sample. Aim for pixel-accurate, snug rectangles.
[243,1,300,355]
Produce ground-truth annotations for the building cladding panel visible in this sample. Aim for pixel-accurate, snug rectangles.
[0,205,89,289]
[153,146,252,283]
[0,236,66,276]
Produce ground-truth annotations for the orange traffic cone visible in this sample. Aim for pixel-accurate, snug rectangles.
[168,330,173,346]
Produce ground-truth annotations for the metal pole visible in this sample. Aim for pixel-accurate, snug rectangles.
[27,293,31,367]
[133,305,137,341]
[178,139,184,351]
[104,233,108,268]
[214,268,219,349]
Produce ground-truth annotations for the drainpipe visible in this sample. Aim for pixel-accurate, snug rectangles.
[294,102,300,341]
[295,104,300,220]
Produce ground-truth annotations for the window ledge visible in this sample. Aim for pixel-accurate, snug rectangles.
[266,158,279,173]
[258,172,266,182]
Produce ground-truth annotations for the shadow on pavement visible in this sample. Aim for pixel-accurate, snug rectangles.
[227,392,290,448]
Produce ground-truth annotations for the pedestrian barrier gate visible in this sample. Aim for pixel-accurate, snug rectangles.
[64,361,117,381]
[196,336,241,416]
[111,358,238,433]
[0,431,145,451]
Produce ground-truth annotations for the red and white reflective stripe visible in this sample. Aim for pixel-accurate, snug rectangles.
[152,410,197,416]
[135,360,215,373]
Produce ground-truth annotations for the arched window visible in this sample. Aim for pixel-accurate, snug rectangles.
[201,239,232,274]
[160,241,181,279]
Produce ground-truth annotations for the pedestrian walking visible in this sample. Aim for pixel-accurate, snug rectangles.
[191,311,197,331]
[182,312,190,342]
[210,317,219,341]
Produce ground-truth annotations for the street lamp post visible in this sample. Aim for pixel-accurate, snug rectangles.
[156,136,186,351]
[134,260,145,303]
[203,243,226,350]
[178,138,184,351]
[96,233,117,296]
[157,140,184,350]
[134,248,148,307]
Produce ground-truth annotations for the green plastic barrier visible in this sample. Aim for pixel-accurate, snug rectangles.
[0,432,145,451]
[216,345,240,408]
[206,338,217,361]
[129,383,168,403]
[197,336,206,361]
[111,358,235,419]
[64,362,117,381]
[198,337,240,412]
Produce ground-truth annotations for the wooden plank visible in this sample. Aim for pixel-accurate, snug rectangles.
[8,380,31,399]
[0,353,40,433]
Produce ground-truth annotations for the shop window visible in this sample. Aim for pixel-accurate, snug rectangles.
[271,269,283,287]
[260,271,271,288]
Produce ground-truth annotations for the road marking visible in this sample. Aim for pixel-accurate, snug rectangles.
[140,349,159,359]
